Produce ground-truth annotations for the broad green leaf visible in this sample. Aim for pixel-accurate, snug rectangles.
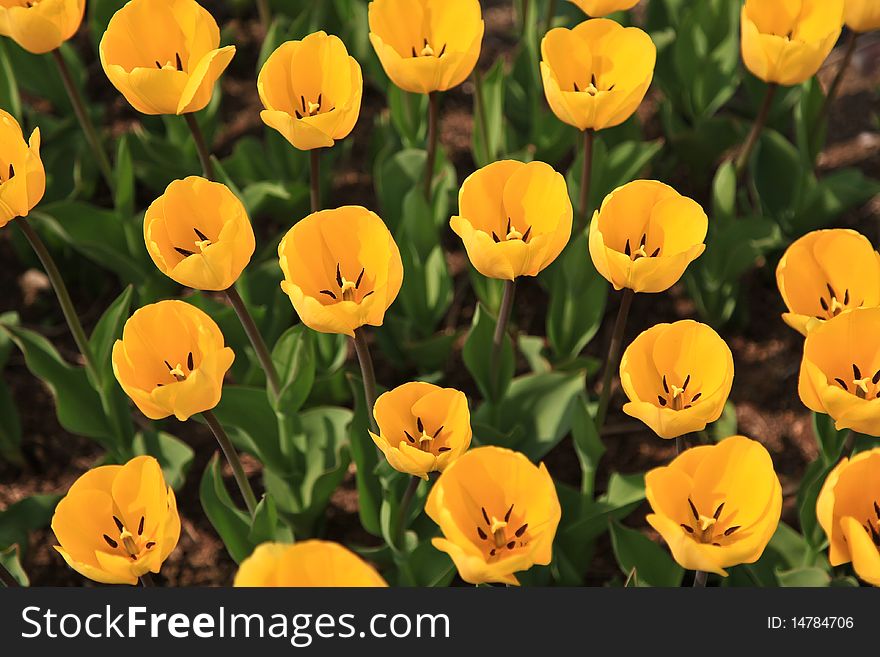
[754,129,805,219]
[248,495,294,545]
[571,396,605,496]
[0,545,28,586]
[388,86,427,148]
[271,325,316,414]
[209,385,285,473]
[0,41,21,121]
[472,59,506,167]
[0,494,60,550]
[609,520,684,587]
[199,454,255,564]
[89,286,133,381]
[347,373,383,536]
[463,302,515,403]
[776,567,831,587]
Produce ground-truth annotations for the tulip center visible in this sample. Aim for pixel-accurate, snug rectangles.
[156,351,195,388]
[173,227,214,259]
[657,374,701,411]
[410,38,447,58]
[573,73,615,95]
[816,283,855,320]
[491,217,532,244]
[102,514,157,562]
[475,504,530,558]
[319,264,375,304]
[0,163,13,184]
[294,93,334,120]
[833,363,880,400]
[403,416,451,455]
[865,501,880,547]
[623,233,660,261]
[679,499,741,546]
[154,52,185,72]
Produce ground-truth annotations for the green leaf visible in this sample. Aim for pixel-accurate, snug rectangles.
[346,373,383,536]
[248,495,294,545]
[708,400,737,442]
[0,378,22,465]
[0,494,60,550]
[812,411,848,464]
[754,129,805,219]
[271,325,316,413]
[711,161,737,226]
[776,567,831,587]
[0,545,28,586]
[571,396,605,496]
[609,521,684,587]
[199,454,255,564]
[463,302,515,403]
[209,385,285,473]
[132,431,194,492]
[114,135,135,218]
[795,77,827,163]
[388,86,427,148]
[89,286,133,381]
[0,41,21,121]
[472,59,506,167]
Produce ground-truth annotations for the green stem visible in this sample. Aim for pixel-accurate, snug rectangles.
[183,112,216,181]
[734,83,777,178]
[394,476,421,549]
[0,561,20,587]
[579,129,594,231]
[820,31,859,121]
[203,410,258,516]
[544,0,558,33]
[353,327,379,433]
[139,572,154,587]
[520,0,531,31]
[424,92,439,202]
[595,288,634,431]
[50,49,114,194]
[309,149,321,213]
[693,571,708,587]
[225,286,281,400]
[16,219,98,381]
[472,69,491,165]
[491,279,517,398]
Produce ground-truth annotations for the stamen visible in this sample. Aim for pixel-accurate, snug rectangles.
[724,525,740,536]
[507,217,511,234]
[844,289,850,305]
[145,542,156,549]
[164,360,173,371]
[194,228,209,241]
[680,524,694,534]
[490,548,496,556]
[573,82,580,92]
[103,535,119,549]
[363,291,375,299]
[477,527,487,540]
[492,232,501,243]
[624,239,631,256]
[515,524,528,537]
[639,234,646,248]
[835,377,848,391]
[688,498,699,521]
[481,507,490,525]
[113,516,125,532]
[319,289,337,299]
[820,297,829,312]
[713,503,724,520]
[853,363,862,379]
[295,109,303,119]
[155,60,162,69]
[175,247,195,257]
[317,93,322,110]
[874,501,879,519]
[438,44,447,57]
[522,226,532,242]
[658,396,667,406]
[433,425,444,438]
[691,392,702,402]
[7,163,13,179]
[411,46,418,57]
[175,52,183,71]
[873,370,880,385]
[438,447,451,452]
[187,352,194,371]
[651,248,660,257]
[404,430,415,444]
[138,516,145,536]
[662,375,669,394]
[336,263,343,287]
[506,541,516,549]
[301,95,307,113]
[417,417,424,433]
[504,504,514,522]
[683,374,690,391]
[355,268,365,289]
[827,283,837,300]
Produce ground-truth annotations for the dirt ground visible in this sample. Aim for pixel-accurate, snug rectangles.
[1,1,878,586]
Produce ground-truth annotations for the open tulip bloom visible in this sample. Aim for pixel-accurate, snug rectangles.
[646,436,782,577]
[740,0,844,86]
[799,307,880,436]
[0,108,45,228]
[278,206,403,337]
[51,456,180,585]
[368,0,484,95]
[112,300,234,421]
[144,176,256,291]
[589,180,707,293]
[776,229,880,336]
[620,320,734,439]
[845,0,880,33]
[370,382,472,480]
[450,160,573,280]
[234,541,388,587]
[817,448,880,586]
[426,446,561,585]
[0,0,84,54]
[99,0,235,115]
[258,31,363,152]
[569,0,640,17]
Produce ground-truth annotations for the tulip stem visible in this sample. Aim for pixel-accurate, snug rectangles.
[309,149,321,213]
[544,0,557,33]
[394,476,421,550]
[15,219,98,381]
[693,570,708,587]
[473,69,491,165]
[820,31,859,124]
[203,410,259,517]
[734,83,777,178]
[594,288,634,432]
[491,279,517,399]
[225,286,282,400]
[579,129,595,231]
[0,561,20,587]
[184,112,216,181]
[139,572,154,587]
[424,92,439,202]
[353,328,379,432]
[50,49,115,195]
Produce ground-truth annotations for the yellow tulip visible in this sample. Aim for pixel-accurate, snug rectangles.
[799,307,880,436]
[368,0,484,94]
[776,229,880,336]
[51,456,180,585]
[370,381,472,480]
[0,108,44,228]
[425,446,561,586]
[450,160,573,281]
[277,206,403,337]
[0,0,84,54]
[620,320,734,439]
[112,300,234,421]
[144,176,255,291]
[234,541,388,587]
[99,0,235,115]
[569,0,640,17]
[258,31,363,152]
[740,0,844,86]
[541,19,656,132]
[817,449,880,586]
[646,435,782,576]
[845,0,880,32]
[589,180,707,293]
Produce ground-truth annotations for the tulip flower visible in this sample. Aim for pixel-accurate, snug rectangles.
[0,0,84,54]
[112,300,234,421]
[51,456,180,585]
[817,449,880,586]
[740,0,844,87]
[589,180,708,294]
[144,177,255,291]
[646,435,783,576]
[569,0,640,18]
[450,160,573,281]
[278,206,403,338]
[426,446,561,585]
[99,0,235,115]
[540,19,656,133]
[0,108,44,228]
[234,541,388,587]
[845,0,880,33]
[368,0,484,95]
[799,307,880,436]
[258,31,363,152]
[776,229,880,336]
[370,382,472,480]
[620,320,734,439]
